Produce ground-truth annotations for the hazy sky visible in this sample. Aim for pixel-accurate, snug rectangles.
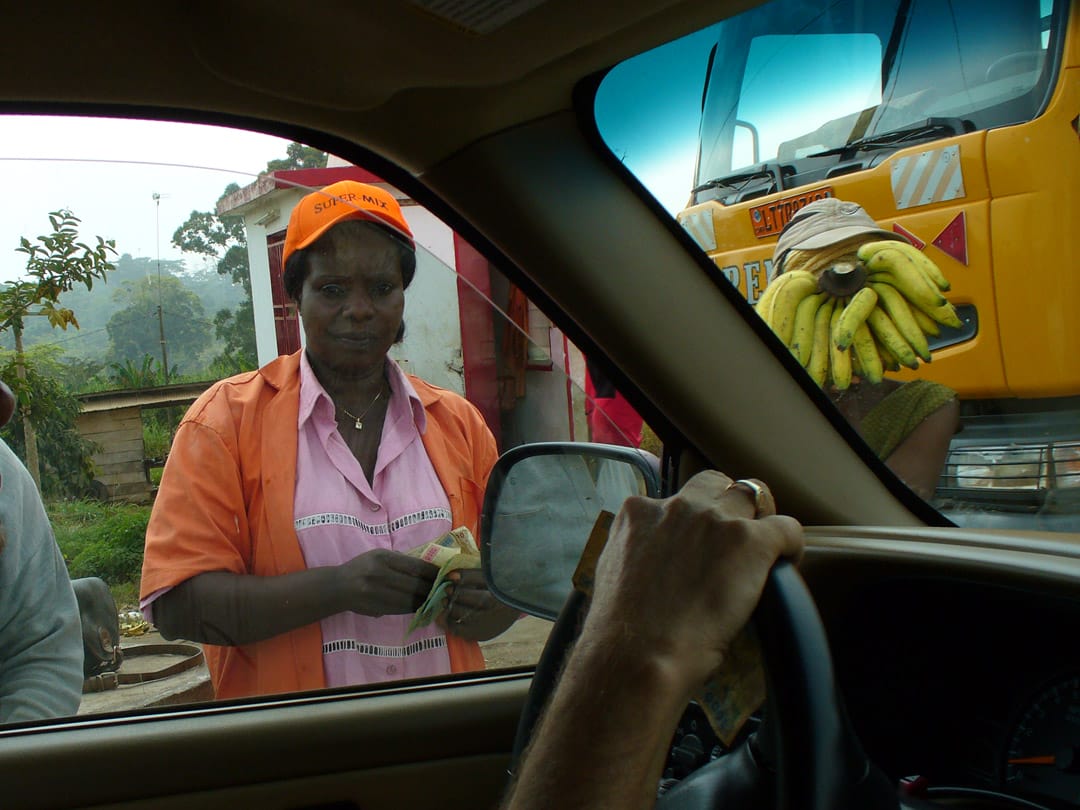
[1,33,718,287]
[594,23,721,214]
[0,116,295,283]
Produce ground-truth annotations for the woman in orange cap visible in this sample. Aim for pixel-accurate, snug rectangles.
[140,181,517,700]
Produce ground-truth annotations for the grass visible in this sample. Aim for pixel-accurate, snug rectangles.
[48,499,151,610]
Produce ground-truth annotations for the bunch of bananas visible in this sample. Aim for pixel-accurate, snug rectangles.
[757,240,962,390]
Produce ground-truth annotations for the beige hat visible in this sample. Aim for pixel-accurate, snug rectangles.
[773,198,905,270]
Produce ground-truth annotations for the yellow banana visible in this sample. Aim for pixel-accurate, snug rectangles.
[829,304,852,390]
[754,270,792,323]
[911,306,941,337]
[850,342,864,378]
[875,335,902,372]
[766,270,819,346]
[869,282,931,362]
[807,298,834,387]
[783,235,865,275]
[833,286,878,350]
[918,299,964,329]
[851,322,884,384]
[891,292,964,329]
[789,291,829,366]
[886,240,951,291]
[861,246,947,311]
[866,307,920,369]
[779,250,814,275]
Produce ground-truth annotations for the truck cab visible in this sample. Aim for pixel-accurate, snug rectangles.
[676,0,1080,529]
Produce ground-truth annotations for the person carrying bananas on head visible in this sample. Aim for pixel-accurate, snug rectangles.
[758,198,960,500]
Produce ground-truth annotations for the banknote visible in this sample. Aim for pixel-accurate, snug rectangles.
[572,511,765,746]
[405,527,481,635]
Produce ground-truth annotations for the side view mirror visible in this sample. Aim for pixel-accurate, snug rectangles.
[481,443,661,620]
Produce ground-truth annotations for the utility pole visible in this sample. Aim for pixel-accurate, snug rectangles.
[153,193,170,382]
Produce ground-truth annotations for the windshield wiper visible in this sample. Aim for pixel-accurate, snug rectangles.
[691,163,785,196]
[805,117,972,159]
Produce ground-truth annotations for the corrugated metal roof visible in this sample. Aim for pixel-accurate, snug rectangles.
[77,381,214,413]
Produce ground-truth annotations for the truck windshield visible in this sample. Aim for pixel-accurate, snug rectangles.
[697,0,1058,194]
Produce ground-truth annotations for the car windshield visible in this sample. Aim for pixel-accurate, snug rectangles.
[592,0,1079,533]
[695,0,1055,199]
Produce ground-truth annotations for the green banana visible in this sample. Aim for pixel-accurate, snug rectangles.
[833,286,879,350]
[886,240,951,291]
[829,304,852,390]
[861,245,948,311]
[866,307,920,369]
[870,283,931,362]
[790,291,829,366]
[851,322,884,384]
[766,270,819,346]
[807,297,834,387]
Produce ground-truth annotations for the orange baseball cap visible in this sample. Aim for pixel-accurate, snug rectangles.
[281,180,415,266]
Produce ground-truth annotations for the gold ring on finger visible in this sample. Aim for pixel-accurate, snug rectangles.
[725,478,767,516]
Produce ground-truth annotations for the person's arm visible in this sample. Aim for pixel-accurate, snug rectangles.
[884,396,960,500]
[154,549,439,645]
[437,568,520,641]
[501,471,804,810]
[0,443,83,724]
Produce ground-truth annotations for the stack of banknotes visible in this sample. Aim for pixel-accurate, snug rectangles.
[406,527,481,635]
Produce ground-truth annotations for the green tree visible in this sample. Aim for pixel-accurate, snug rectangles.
[0,209,116,488]
[108,355,172,389]
[173,186,257,370]
[265,142,329,172]
[171,143,328,373]
[106,276,211,373]
[0,347,99,498]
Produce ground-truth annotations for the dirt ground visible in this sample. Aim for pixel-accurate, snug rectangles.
[479,616,553,669]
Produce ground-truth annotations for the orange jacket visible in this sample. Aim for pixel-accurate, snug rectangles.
[140,352,498,699]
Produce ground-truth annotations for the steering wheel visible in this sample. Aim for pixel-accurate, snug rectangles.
[510,560,899,810]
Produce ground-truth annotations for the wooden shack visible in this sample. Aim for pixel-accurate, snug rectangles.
[76,382,212,503]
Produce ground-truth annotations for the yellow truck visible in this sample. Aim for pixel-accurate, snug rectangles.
[676,0,1079,528]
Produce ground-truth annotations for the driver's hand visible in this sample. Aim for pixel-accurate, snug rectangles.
[580,470,804,697]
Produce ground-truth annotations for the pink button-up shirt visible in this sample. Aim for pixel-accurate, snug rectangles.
[295,352,453,686]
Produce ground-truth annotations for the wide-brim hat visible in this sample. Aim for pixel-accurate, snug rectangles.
[773,198,905,269]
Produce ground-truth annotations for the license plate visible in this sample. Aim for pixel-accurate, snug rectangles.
[750,187,834,238]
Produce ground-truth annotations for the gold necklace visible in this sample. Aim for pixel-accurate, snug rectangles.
[339,390,383,431]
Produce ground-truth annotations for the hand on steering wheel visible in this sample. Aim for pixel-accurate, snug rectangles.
[580,471,802,697]
[510,470,898,810]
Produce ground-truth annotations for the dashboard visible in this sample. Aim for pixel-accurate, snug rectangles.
[830,575,1080,809]
[663,533,1080,809]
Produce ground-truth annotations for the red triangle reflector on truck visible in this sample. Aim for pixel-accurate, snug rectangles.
[892,223,926,249]
[932,211,968,266]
